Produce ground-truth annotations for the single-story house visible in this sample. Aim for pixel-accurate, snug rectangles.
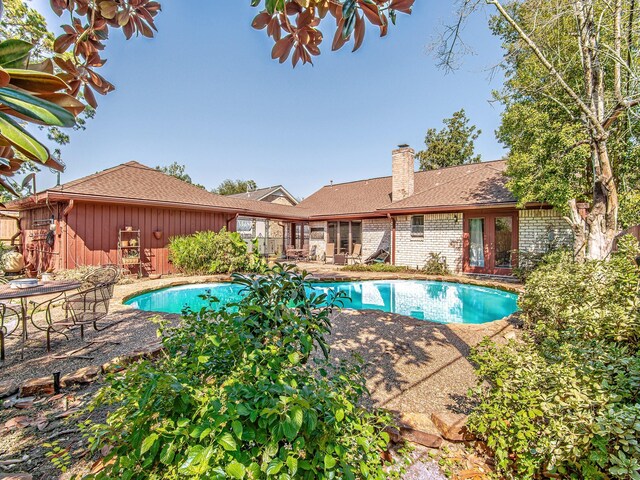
[6,146,574,277]
[5,162,301,276]
[288,145,573,275]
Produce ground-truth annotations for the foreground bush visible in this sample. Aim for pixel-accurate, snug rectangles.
[83,265,402,479]
[468,237,640,479]
[169,228,264,274]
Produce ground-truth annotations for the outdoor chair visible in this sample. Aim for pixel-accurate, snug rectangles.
[300,244,309,261]
[305,245,317,261]
[81,265,120,299]
[285,246,297,261]
[56,283,112,348]
[324,243,335,264]
[0,301,21,361]
[347,243,362,264]
[364,249,389,265]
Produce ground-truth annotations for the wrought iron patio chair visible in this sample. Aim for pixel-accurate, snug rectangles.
[56,283,112,348]
[0,301,21,361]
[80,265,120,299]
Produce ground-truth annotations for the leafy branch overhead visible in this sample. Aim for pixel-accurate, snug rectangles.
[251,0,415,66]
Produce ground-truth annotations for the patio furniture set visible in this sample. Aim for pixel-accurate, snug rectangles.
[0,265,120,361]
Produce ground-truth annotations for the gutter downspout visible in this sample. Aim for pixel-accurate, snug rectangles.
[387,213,395,265]
[226,213,240,230]
[62,199,75,270]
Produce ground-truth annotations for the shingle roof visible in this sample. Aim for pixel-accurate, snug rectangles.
[10,161,305,220]
[229,185,298,205]
[8,160,517,220]
[297,160,515,218]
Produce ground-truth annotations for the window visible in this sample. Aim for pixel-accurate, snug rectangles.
[411,215,424,237]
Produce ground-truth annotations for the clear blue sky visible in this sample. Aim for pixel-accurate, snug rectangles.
[32,0,506,199]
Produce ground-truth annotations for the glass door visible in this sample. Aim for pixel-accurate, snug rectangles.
[464,212,517,275]
[468,218,485,268]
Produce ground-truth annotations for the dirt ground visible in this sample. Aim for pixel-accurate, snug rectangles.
[0,267,519,479]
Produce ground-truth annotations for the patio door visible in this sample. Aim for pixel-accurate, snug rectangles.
[463,211,518,275]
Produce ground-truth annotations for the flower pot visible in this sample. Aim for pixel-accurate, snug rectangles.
[153,230,162,240]
[121,240,129,247]
[124,226,133,231]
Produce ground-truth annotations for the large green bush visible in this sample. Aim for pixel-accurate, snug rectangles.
[82,265,403,479]
[468,237,640,479]
[168,229,264,274]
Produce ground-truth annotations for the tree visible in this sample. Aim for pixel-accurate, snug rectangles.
[442,0,639,259]
[213,179,258,196]
[155,162,205,189]
[416,109,481,170]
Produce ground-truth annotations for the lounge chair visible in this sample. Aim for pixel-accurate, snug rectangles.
[364,248,389,265]
[324,243,335,264]
[347,243,362,264]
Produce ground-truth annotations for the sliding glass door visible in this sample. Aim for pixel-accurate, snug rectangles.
[327,220,362,255]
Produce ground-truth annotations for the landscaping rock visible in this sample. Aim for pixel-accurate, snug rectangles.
[399,426,443,449]
[19,376,55,397]
[0,473,33,480]
[503,330,517,340]
[431,412,472,442]
[0,380,18,399]
[61,366,101,387]
[398,412,441,436]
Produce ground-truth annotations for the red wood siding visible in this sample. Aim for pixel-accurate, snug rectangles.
[18,204,65,273]
[64,202,235,275]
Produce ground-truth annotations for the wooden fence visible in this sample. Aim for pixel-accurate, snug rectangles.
[613,224,640,251]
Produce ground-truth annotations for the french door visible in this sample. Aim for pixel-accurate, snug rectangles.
[463,211,518,275]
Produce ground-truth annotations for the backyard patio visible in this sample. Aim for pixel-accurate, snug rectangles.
[0,265,519,479]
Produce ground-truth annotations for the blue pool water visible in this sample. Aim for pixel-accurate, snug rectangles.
[125,280,518,324]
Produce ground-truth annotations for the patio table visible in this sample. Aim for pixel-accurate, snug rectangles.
[0,280,82,359]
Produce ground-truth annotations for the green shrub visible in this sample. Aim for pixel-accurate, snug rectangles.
[422,253,449,275]
[82,265,404,479]
[341,263,414,273]
[468,238,640,479]
[168,229,265,274]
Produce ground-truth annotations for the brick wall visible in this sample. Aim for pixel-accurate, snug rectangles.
[308,221,326,258]
[518,209,573,264]
[362,218,392,258]
[394,213,463,272]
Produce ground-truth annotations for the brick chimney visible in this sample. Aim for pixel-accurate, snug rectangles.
[392,144,415,202]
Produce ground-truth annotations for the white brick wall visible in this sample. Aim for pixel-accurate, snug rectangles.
[394,213,463,272]
[362,218,392,258]
[308,221,326,258]
[518,209,573,262]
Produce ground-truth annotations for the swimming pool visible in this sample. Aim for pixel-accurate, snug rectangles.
[125,280,518,324]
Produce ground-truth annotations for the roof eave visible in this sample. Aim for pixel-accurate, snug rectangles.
[377,202,519,215]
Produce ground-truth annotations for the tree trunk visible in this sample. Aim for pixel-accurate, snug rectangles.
[566,139,619,261]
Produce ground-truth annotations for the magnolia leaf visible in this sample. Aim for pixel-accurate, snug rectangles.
[33,93,85,117]
[0,112,48,162]
[5,69,70,93]
[0,69,9,88]
[0,40,33,68]
[0,87,76,127]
